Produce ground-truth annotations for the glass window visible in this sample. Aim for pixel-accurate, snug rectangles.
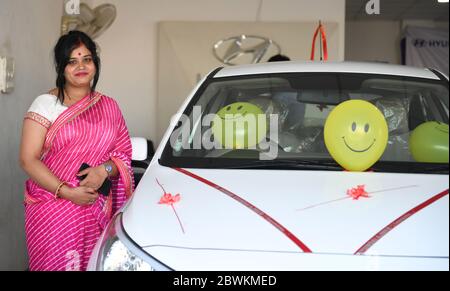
[161,73,448,173]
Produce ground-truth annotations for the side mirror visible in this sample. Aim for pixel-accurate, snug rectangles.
[130,137,155,186]
[131,137,148,161]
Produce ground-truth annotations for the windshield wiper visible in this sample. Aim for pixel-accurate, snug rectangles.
[222,160,449,173]
[418,164,449,174]
[370,162,449,174]
[220,159,343,171]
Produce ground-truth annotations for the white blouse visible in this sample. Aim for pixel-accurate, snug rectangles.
[25,94,68,129]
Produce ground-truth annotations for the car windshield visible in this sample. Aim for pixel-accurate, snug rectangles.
[160,72,449,173]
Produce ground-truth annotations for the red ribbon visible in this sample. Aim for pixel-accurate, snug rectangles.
[156,178,185,234]
[347,185,370,200]
[159,193,181,205]
[310,22,328,61]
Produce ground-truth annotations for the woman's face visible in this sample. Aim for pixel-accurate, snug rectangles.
[64,44,96,88]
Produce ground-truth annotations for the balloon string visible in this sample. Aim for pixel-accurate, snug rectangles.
[156,178,186,234]
[296,185,418,212]
[296,196,349,212]
[171,204,186,234]
[156,178,167,194]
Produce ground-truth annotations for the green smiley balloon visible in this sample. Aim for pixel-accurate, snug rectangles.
[212,102,267,149]
[409,121,449,163]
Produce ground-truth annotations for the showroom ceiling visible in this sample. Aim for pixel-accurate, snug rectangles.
[346,0,449,21]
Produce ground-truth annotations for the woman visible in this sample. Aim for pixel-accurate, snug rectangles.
[19,30,134,271]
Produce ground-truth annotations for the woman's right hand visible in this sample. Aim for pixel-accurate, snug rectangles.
[59,185,99,206]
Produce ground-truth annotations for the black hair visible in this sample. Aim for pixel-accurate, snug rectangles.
[268,54,291,62]
[53,30,100,103]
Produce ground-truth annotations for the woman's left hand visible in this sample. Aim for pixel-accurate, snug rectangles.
[77,165,108,190]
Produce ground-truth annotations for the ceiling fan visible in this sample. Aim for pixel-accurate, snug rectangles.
[61,3,117,39]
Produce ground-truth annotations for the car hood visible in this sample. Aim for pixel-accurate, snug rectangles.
[122,165,449,269]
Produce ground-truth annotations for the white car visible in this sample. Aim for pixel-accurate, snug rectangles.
[88,61,449,271]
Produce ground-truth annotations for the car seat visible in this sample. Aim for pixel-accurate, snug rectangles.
[372,96,413,161]
[272,91,306,132]
[408,93,429,131]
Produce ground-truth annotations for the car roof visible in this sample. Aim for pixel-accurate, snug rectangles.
[214,61,441,80]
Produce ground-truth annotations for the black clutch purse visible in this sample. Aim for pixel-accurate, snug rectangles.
[78,163,111,196]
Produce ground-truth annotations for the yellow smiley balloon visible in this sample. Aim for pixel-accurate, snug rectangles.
[324,100,388,171]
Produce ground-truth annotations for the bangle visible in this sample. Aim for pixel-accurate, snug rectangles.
[54,181,66,199]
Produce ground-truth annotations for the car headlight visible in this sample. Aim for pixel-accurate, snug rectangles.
[88,212,171,271]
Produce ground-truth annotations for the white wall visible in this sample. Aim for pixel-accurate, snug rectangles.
[401,20,449,30]
[0,0,62,270]
[346,21,402,64]
[157,21,342,140]
[91,0,346,144]
[346,20,449,64]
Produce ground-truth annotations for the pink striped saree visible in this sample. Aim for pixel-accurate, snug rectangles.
[24,92,134,271]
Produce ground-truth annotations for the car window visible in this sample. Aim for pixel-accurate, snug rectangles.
[161,73,448,173]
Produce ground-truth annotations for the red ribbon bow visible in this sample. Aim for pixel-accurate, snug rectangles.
[347,185,370,200]
[159,193,181,205]
[156,179,185,234]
